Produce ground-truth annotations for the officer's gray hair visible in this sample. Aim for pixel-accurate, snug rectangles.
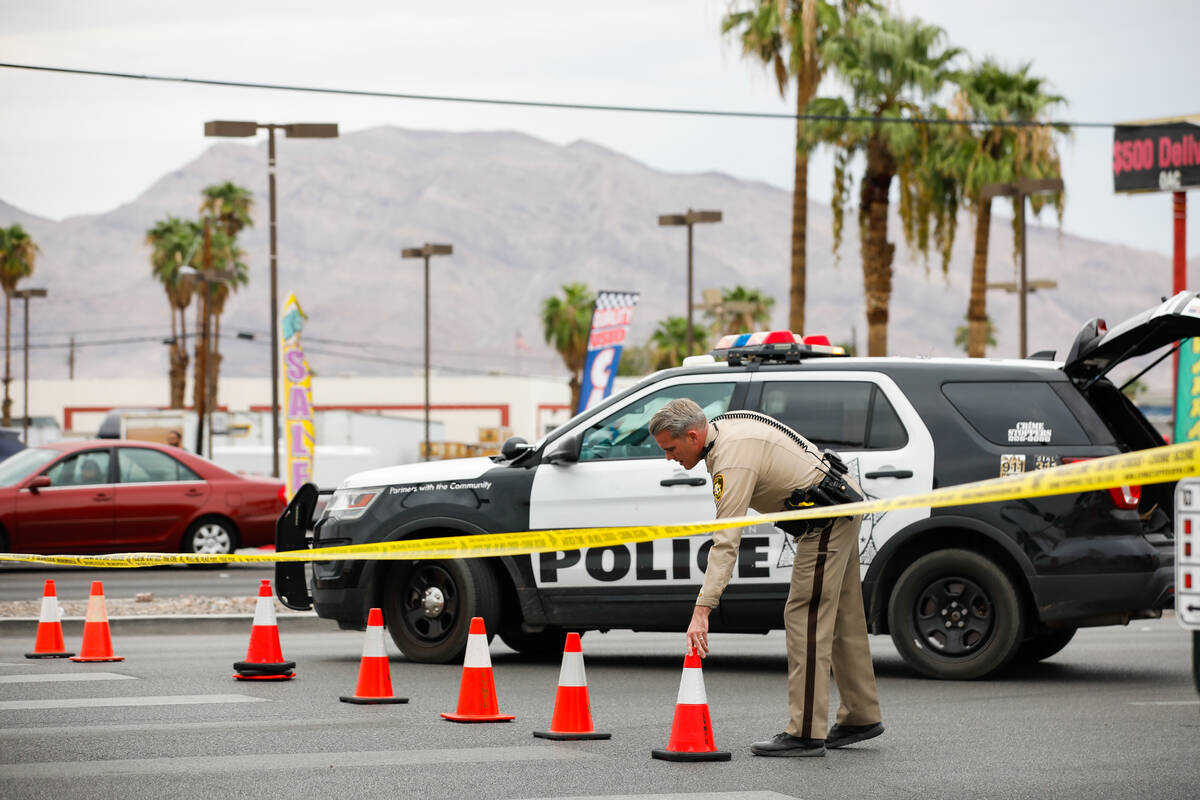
[648,398,707,439]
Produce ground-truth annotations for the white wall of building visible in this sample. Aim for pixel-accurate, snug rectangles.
[11,373,640,445]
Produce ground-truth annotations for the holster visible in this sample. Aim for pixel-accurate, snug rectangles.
[780,450,863,538]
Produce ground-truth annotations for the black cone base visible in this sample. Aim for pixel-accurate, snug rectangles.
[651,748,732,762]
[534,730,612,740]
[339,695,409,704]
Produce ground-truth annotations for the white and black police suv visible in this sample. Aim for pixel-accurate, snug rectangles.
[276,293,1196,679]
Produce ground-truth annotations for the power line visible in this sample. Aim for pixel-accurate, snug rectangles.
[22,323,170,338]
[21,334,169,350]
[0,62,1114,129]
[13,332,550,377]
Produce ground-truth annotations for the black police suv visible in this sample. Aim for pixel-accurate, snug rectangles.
[275,293,1194,679]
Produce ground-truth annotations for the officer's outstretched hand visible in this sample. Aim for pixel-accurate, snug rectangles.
[687,605,711,657]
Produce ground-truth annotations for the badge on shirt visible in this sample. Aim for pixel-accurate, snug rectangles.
[712,473,724,501]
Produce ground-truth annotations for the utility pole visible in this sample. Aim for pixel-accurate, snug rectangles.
[194,221,213,456]
[981,179,1064,358]
[659,210,722,354]
[68,335,74,380]
[401,243,454,460]
[13,288,47,443]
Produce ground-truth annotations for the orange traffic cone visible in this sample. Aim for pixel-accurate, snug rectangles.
[233,579,295,681]
[69,581,124,663]
[651,650,730,761]
[533,632,610,740]
[441,617,514,722]
[340,608,408,704]
[25,579,73,659]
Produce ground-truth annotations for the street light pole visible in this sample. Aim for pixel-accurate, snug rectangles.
[13,288,47,444]
[981,179,1063,358]
[267,125,279,475]
[659,209,722,354]
[204,120,338,476]
[402,244,453,461]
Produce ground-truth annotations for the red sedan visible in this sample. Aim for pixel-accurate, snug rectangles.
[0,440,286,555]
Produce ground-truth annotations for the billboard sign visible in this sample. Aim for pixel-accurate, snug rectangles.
[578,290,639,413]
[1113,123,1200,193]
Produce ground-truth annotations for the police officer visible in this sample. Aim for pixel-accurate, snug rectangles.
[649,397,883,757]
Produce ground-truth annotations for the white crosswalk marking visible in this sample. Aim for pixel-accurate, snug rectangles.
[519,795,800,800]
[0,745,597,778]
[0,694,266,711]
[0,672,133,684]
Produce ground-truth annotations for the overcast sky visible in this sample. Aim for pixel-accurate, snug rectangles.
[1,0,1197,260]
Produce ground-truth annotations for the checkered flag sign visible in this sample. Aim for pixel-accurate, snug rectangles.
[594,291,640,310]
[578,290,640,413]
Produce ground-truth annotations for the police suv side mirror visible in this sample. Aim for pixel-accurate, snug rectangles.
[543,433,582,465]
[500,436,532,461]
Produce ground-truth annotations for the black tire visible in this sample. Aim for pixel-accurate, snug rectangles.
[498,627,575,658]
[181,516,238,567]
[1013,628,1077,665]
[382,558,499,663]
[888,549,1025,680]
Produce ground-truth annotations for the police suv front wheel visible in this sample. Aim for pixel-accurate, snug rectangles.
[887,549,1024,680]
[382,558,500,664]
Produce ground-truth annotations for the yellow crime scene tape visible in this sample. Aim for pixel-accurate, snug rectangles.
[2,440,1198,569]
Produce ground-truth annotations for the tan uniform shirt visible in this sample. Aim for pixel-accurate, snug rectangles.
[696,412,827,607]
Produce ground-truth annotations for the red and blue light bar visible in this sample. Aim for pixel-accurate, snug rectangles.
[711,330,847,363]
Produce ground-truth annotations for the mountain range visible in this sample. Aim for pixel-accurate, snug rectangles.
[2,126,1193,397]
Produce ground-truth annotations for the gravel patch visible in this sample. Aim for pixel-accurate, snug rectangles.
[0,595,311,618]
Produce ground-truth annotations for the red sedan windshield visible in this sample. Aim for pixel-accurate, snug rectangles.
[0,448,59,486]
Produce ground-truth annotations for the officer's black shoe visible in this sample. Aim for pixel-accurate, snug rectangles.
[750,732,826,757]
[826,722,884,749]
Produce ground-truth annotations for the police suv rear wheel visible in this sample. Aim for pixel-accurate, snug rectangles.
[382,558,499,663]
[888,549,1024,680]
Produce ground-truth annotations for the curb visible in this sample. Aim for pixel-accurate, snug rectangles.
[0,613,336,637]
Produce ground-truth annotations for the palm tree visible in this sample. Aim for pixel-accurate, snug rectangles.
[704,286,776,334]
[541,283,595,413]
[0,225,39,426]
[195,233,249,414]
[650,317,711,371]
[805,10,962,355]
[951,60,1065,357]
[954,315,997,354]
[146,216,199,408]
[722,1,860,335]
[200,182,254,239]
[198,184,253,414]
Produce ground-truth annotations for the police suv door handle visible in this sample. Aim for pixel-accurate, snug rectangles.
[864,469,914,479]
[660,477,707,487]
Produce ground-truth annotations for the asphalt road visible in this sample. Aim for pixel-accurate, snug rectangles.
[1,618,1197,800]
[0,563,276,602]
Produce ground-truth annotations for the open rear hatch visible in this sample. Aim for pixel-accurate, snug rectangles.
[1063,291,1200,384]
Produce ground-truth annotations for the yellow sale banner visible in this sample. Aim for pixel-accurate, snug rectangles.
[281,293,313,498]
